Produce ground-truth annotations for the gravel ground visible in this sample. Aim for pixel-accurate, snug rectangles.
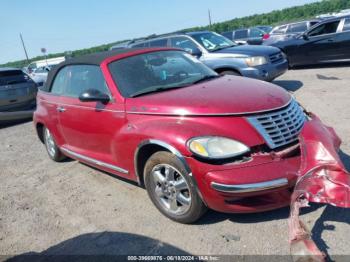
[1,66,350,261]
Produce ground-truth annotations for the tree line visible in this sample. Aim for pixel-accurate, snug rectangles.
[1,0,350,69]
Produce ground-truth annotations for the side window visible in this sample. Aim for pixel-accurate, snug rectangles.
[287,22,308,33]
[62,65,110,98]
[169,37,199,53]
[343,18,350,32]
[132,42,147,48]
[272,25,287,34]
[249,28,263,38]
[51,67,68,95]
[221,31,233,39]
[234,30,248,39]
[310,21,319,27]
[308,21,340,37]
[149,39,168,47]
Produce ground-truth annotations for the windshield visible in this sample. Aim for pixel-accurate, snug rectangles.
[190,32,236,51]
[108,50,217,98]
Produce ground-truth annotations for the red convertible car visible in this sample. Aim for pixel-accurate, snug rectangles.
[33,48,346,223]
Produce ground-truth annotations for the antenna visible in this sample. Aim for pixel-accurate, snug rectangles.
[20,33,29,63]
[208,9,212,28]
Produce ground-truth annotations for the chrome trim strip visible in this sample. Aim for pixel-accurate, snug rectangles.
[126,97,292,116]
[211,178,289,193]
[41,100,124,113]
[61,148,128,174]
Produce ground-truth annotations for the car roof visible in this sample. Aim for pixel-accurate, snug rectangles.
[57,48,145,67]
[0,67,22,72]
[319,14,350,22]
[42,47,178,92]
[185,31,212,36]
[275,19,320,28]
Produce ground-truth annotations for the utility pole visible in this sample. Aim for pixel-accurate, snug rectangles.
[20,33,29,63]
[208,9,212,29]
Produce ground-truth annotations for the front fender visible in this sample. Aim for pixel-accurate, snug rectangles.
[112,114,263,180]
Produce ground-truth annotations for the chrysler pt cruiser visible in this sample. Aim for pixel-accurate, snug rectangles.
[34,48,345,223]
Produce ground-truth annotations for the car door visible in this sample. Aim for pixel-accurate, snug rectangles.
[296,19,342,64]
[57,64,126,166]
[337,17,350,60]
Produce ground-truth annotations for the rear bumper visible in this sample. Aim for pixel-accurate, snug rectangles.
[240,59,288,81]
[0,109,34,121]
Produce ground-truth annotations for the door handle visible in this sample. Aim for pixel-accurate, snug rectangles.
[327,39,334,42]
[56,106,66,112]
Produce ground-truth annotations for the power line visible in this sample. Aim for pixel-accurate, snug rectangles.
[208,9,212,28]
[19,33,29,63]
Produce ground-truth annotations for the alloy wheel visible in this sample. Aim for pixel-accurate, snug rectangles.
[150,164,191,215]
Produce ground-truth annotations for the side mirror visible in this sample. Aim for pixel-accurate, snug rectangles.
[302,33,309,40]
[188,48,202,57]
[79,89,110,104]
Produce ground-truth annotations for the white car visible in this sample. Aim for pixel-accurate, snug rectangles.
[29,66,50,86]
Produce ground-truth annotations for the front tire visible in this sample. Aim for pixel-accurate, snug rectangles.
[144,151,207,223]
[43,127,66,162]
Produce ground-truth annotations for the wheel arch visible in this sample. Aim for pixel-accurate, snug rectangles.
[214,67,242,75]
[134,139,191,187]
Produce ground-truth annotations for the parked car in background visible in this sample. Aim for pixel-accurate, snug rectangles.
[128,31,288,81]
[28,65,52,86]
[266,15,350,67]
[263,19,320,45]
[25,56,65,74]
[0,68,37,122]
[109,40,131,50]
[34,48,345,223]
[226,27,267,45]
[255,26,273,33]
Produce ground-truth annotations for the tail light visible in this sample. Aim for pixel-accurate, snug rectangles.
[263,34,270,40]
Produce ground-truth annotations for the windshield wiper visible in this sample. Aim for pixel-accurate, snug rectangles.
[130,85,190,98]
[191,75,221,85]
[212,44,236,52]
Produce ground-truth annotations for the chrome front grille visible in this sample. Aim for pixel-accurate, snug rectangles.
[269,52,284,64]
[247,99,306,149]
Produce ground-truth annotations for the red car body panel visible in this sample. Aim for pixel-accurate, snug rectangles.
[33,48,349,217]
[288,115,350,260]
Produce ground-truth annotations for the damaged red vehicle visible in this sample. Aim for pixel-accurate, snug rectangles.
[33,48,348,224]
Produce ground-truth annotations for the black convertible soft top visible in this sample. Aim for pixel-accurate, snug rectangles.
[42,48,143,92]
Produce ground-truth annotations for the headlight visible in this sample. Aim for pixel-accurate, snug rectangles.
[245,56,267,67]
[188,136,250,159]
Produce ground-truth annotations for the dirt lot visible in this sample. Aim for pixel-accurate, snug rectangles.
[1,66,350,260]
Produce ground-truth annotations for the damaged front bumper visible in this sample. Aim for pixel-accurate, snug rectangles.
[289,113,350,261]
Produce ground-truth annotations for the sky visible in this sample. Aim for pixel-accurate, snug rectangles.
[0,0,320,64]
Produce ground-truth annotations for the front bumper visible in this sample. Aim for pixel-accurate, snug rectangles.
[187,114,345,214]
[240,59,288,81]
[211,178,288,193]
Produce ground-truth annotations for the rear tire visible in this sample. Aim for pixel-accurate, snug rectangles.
[144,151,207,224]
[219,70,241,76]
[43,127,66,162]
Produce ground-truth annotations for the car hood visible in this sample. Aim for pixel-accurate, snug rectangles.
[125,76,291,116]
[213,44,280,56]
